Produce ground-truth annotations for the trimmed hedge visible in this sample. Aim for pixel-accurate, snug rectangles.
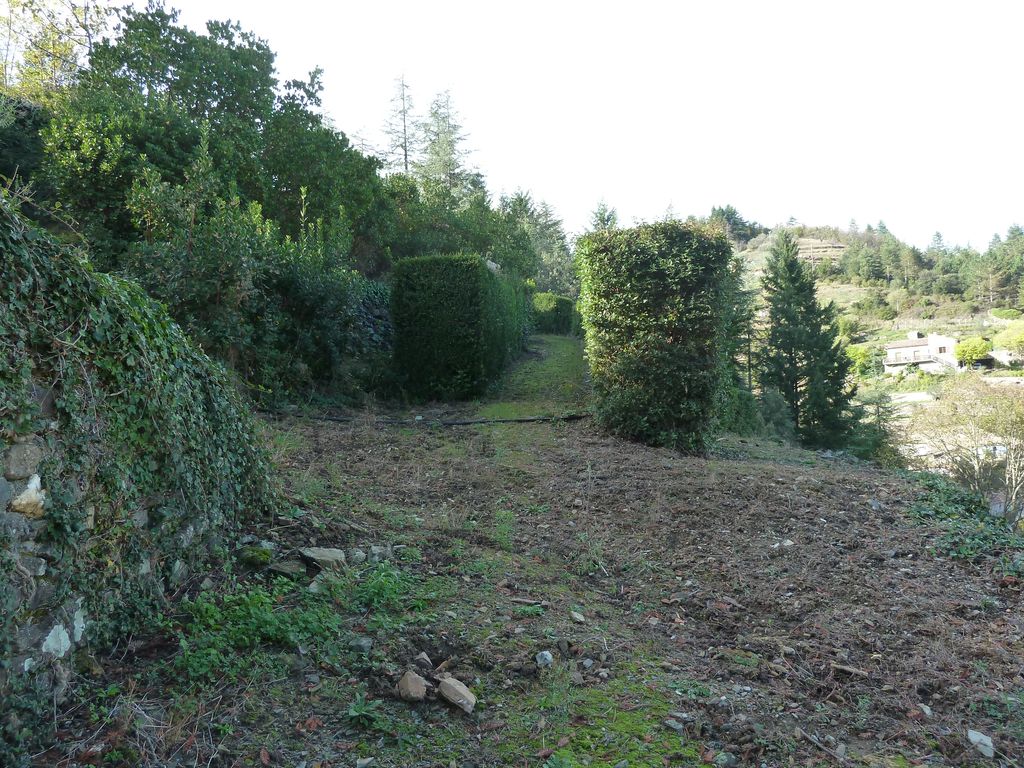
[533,292,578,335]
[577,221,733,453]
[392,254,527,399]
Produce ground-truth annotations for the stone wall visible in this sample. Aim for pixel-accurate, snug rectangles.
[1,418,92,706]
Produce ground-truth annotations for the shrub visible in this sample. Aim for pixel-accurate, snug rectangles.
[577,221,733,452]
[392,254,527,399]
[992,308,1022,321]
[124,148,375,401]
[533,292,577,335]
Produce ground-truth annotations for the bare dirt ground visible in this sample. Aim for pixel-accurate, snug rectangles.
[40,336,1024,767]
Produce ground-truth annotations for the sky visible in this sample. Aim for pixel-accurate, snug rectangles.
[145,0,1023,249]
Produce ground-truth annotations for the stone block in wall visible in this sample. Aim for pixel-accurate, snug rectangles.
[4,439,45,481]
[10,475,45,518]
[0,476,11,509]
[2,511,38,541]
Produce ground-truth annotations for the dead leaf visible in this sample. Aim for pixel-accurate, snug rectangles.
[260,747,272,766]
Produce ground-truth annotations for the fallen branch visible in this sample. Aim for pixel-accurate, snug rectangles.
[795,727,848,764]
[830,662,870,678]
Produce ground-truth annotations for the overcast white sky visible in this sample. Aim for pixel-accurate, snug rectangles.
[148,0,1022,249]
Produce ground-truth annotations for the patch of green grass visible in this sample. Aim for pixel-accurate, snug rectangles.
[514,603,545,617]
[493,508,516,550]
[478,335,589,420]
[168,561,445,686]
[495,663,707,766]
[170,577,348,683]
[265,426,307,463]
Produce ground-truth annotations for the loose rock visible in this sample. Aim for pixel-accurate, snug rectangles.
[397,670,427,702]
[5,442,44,480]
[967,729,994,759]
[350,636,373,655]
[298,546,347,569]
[269,560,307,577]
[438,677,476,713]
[535,650,554,668]
[414,651,434,670]
[570,610,586,623]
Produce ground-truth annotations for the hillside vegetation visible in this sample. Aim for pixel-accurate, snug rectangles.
[27,337,1024,767]
[3,3,1024,767]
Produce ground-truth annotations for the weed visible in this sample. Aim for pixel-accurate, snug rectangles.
[357,562,411,610]
[170,577,347,683]
[494,508,516,550]
[672,678,712,700]
[347,691,385,731]
[909,472,1024,574]
[514,604,545,617]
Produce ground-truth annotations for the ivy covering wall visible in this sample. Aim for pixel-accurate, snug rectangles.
[0,193,278,757]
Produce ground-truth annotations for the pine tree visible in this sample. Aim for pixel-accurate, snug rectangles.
[759,231,854,448]
[383,75,415,173]
[414,90,471,203]
[588,201,617,231]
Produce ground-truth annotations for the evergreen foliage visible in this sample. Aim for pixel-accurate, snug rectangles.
[759,231,855,448]
[532,292,576,335]
[391,254,528,400]
[123,143,377,401]
[577,221,733,453]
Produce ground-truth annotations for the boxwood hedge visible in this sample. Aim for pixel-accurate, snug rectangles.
[532,292,578,335]
[392,254,527,399]
[577,221,732,453]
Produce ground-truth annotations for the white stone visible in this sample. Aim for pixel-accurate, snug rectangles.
[967,729,994,758]
[73,607,87,642]
[42,624,71,658]
[11,475,45,518]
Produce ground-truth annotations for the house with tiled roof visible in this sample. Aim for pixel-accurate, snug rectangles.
[883,332,960,374]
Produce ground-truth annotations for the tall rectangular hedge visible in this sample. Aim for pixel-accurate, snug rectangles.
[577,221,732,452]
[532,292,578,335]
[392,254,527,399]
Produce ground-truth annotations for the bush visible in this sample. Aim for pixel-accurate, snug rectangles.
[577,221,732,452]
[533,292,577,335]
[992,308,1022,321]
[124,148,376,402]
[392,254,527,399]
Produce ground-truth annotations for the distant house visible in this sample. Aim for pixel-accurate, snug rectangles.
[883,332,960,374]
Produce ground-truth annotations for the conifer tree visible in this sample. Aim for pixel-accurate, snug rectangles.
[759,231,854,448]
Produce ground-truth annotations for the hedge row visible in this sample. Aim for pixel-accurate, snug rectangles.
[577,221,733,453]
[532,292,578,335]
[392,254,528,399]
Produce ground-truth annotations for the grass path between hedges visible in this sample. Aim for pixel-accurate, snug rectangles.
[41,335,1024,768]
